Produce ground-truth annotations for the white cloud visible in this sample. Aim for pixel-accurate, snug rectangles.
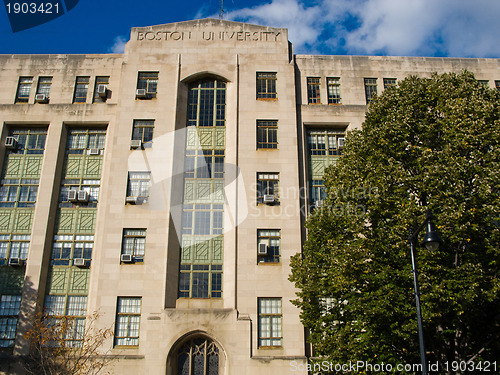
[222,0,500,57]
[109,36,127,54]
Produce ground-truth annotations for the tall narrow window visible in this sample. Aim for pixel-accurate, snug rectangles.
[0,295,22,347]
[114,297,141,347]
[93,76,109,103]
[127,172,150,203]
[132,120,154,148]
[36,77,52,98]
[257,120,278,149]
[257,229,281,263]
[256,72,277,99]
[136,72,158,98]
[327,77,341,104]
[364,78,377,103]
[73,77,89,103]
[495,81,500,92]
[179,78,226,299]
[121,229,146,262]
[307,77,321,104]
[258,298,282,347]
[257,173,279,204]
[15,77,32,103]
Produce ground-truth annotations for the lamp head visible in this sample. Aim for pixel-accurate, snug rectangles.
[421,219,443,251]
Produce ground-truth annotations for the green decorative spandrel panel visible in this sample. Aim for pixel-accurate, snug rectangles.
[310,157,328,180]
[64,156,83,178]
[0,211,13,231]
[4,156,23,178]
[215,129,225,149]
[84,158,102,178]
[47,268,69,294]
[198,129,213,149]
[69,269,89,294]
[194,240,209,263]
[23,156,43,178]
[181,238,193,262]
[213,182,224,203]
[14,210,33,232]
[197,182,211,202]
[77,210,96,233]
[186,128,198,150]
[0,268,25,294]
[212,237,223,263]
[184,182,194,203]
[56,210,76,233]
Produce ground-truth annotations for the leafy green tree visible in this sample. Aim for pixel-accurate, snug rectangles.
[290,71,500,374]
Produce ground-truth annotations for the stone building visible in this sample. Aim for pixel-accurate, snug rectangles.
[0,18,499,374]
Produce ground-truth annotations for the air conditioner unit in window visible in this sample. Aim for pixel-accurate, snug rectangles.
[258,243,268,256]
[88,148,101,155]
[73,258,87,267]
[121,254,134,263]
[338,137,345,148]
[68,190,79,202]
[35,94,48,103]
[263,194,275,204]
[97,84,107,97]
[77,190,89,203]
[8,257,23,266]
[136,89,147,99]
[130,139,142,149]
[5,137,17,149]
[126,196,138,204]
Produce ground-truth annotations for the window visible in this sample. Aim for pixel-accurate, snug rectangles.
[308,130,345,156]
[59,179,100,207]
[364,78,378,103]
[257,230,280,263]
[310,180,326,209]
[257,173,279,204]
[184,150,224,179]
[15,77,32,103]
[0,295,22,347]
[136,72,158,98]
[478,80,489,86]
[256,72,277,99]
[114,297,141,347]
[127,172,150,202]
[50,235,93,266]
[66,129,106,154]
[0,180,38,208]
[36,77,52,97]
[93,76,109,103]
[179,265,222,298]
[132,120,154,147]
[0,235,30,265]
[44,295,87,347]
[122,229,146,262]
[187,80,226,127]
[327,77,341,104]
[383,78,397,89]
[307,77,321,104]
[257,120,278,149]
[6,128,47,155]
[182,204,223,236]
[258,298,282,347]
[73,77,89,103]
[176,337,221,375]
[495,81,500,92]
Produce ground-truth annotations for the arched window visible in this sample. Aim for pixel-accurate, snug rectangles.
[176,337,220,375]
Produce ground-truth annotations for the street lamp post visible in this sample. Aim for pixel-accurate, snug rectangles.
[408,211,443,375]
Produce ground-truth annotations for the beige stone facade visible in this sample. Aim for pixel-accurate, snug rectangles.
[0,18,499,374]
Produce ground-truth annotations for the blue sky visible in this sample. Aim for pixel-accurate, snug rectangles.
[1,0,500,57]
